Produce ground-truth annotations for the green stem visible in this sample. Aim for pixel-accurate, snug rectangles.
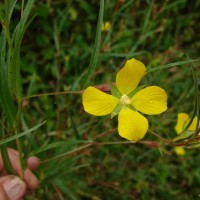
[15,98,24,179]
[4,0,13,53]
[23,90,81,99]
[4,25,13,52]
[1,146,15,174]
[21,0,25,17]
[15,136,24,178]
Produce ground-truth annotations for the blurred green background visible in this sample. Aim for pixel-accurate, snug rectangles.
[2,0,200,199]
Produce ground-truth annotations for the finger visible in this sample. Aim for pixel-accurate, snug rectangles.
[0,175,26,200]
[7,149,18,156]
[0,149,19,172]
[0,150,39,190]
[6,162,39,190]
[7,150,40,171]
[23,169,39,190]
[1,149,40,171]
[27,156,40,171]
[0,177,8,200]
[1,169,39,191]
[0,150,21,175]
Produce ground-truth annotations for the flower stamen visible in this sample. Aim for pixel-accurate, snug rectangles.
[120,95,131,105]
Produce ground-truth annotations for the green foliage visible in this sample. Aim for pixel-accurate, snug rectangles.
[83,0,104,88]
[0,31,17,127]
[0,0,200,199]
[0,121,46,146]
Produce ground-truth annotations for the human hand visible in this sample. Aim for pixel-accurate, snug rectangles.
[0,148,40,200]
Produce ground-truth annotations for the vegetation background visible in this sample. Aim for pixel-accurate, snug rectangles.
[0,0,200,199]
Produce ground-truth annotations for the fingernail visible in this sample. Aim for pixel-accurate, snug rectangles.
[3,176,26,200]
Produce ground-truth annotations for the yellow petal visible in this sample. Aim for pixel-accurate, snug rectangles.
[82,86,118,116]
[118,108,148,141]
[131,86,167,115]
[188,116,199,130]
[175,113,189,134]
[116,58,146,95]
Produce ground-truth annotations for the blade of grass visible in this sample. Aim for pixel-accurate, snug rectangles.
[0,1,20,176]
[102,51,147,58]
[127,0,154,58]
[1,145,15,174]
[0,31,17,127]
[102,0,134,46]
[3,0,13,52]
[8,0,17,20]
[8,1,35,176]
[41,143,93,164]
[147,58,200,72]
[29,140,91,156]
[83,0,104,88]
[182,68,197,131]
[11,0,35,99]
[180,55,199,132]
[186,58,199,132]
[0,121,46,146]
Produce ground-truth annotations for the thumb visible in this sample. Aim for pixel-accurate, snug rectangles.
[0,175,26,200]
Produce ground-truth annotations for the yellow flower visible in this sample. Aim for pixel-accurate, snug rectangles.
[175,113,199,134]
[174,146,185,156]
[102,21,111,32]
[82,58,168,141]
[174,113,199,156]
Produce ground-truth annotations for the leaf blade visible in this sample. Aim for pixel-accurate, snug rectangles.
[83,0,104,88]
[0,121,46,147]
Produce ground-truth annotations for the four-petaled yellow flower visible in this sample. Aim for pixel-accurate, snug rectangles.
[82,58,168,141]
[175,113,199,134]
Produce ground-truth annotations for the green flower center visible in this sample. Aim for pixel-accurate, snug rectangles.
[120,95,131,105]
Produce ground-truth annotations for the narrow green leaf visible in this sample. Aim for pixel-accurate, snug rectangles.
[102,51,146,58]
[0,121,46,147]
[172,130,195,142]
[191,64,200,132]
[103,0,134,46]
[69,110,81,139]
[8,0,17,20]
[0,31,17,126]
[83,0,104,88]
[187,140,200,149]
[183,66,199,131]
[183,55,200,133]
[0,5,4,24]
[128,85,147,98]
[127,0,154,56]
[10,0,35,98]
[111,104,122,119]
[29,140,91,156]
[147,58,200,73]
[187,143,200,148]
[1,145,15,174]
[17,0,35,27]
[110,83,121,98]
